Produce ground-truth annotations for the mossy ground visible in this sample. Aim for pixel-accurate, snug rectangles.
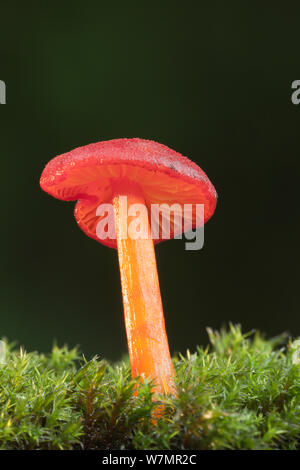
[0,325,300,450]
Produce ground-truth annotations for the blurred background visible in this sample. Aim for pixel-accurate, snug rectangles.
[0,3,299,360]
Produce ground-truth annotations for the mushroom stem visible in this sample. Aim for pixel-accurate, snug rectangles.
[113,186,176,397]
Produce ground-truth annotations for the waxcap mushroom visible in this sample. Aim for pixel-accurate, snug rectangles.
[40,138,217,399]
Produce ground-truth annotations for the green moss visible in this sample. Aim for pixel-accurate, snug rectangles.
[0,324,299,450]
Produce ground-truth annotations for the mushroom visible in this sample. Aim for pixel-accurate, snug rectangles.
[40,138,217,397]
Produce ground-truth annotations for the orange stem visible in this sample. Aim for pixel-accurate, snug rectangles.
[113,184,176,396]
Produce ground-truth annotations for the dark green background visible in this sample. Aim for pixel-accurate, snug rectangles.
[0,3,299,360]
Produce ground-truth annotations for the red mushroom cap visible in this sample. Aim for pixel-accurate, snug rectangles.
[40,138,217,248]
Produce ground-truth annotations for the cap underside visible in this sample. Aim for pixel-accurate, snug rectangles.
[42,162,216,248]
